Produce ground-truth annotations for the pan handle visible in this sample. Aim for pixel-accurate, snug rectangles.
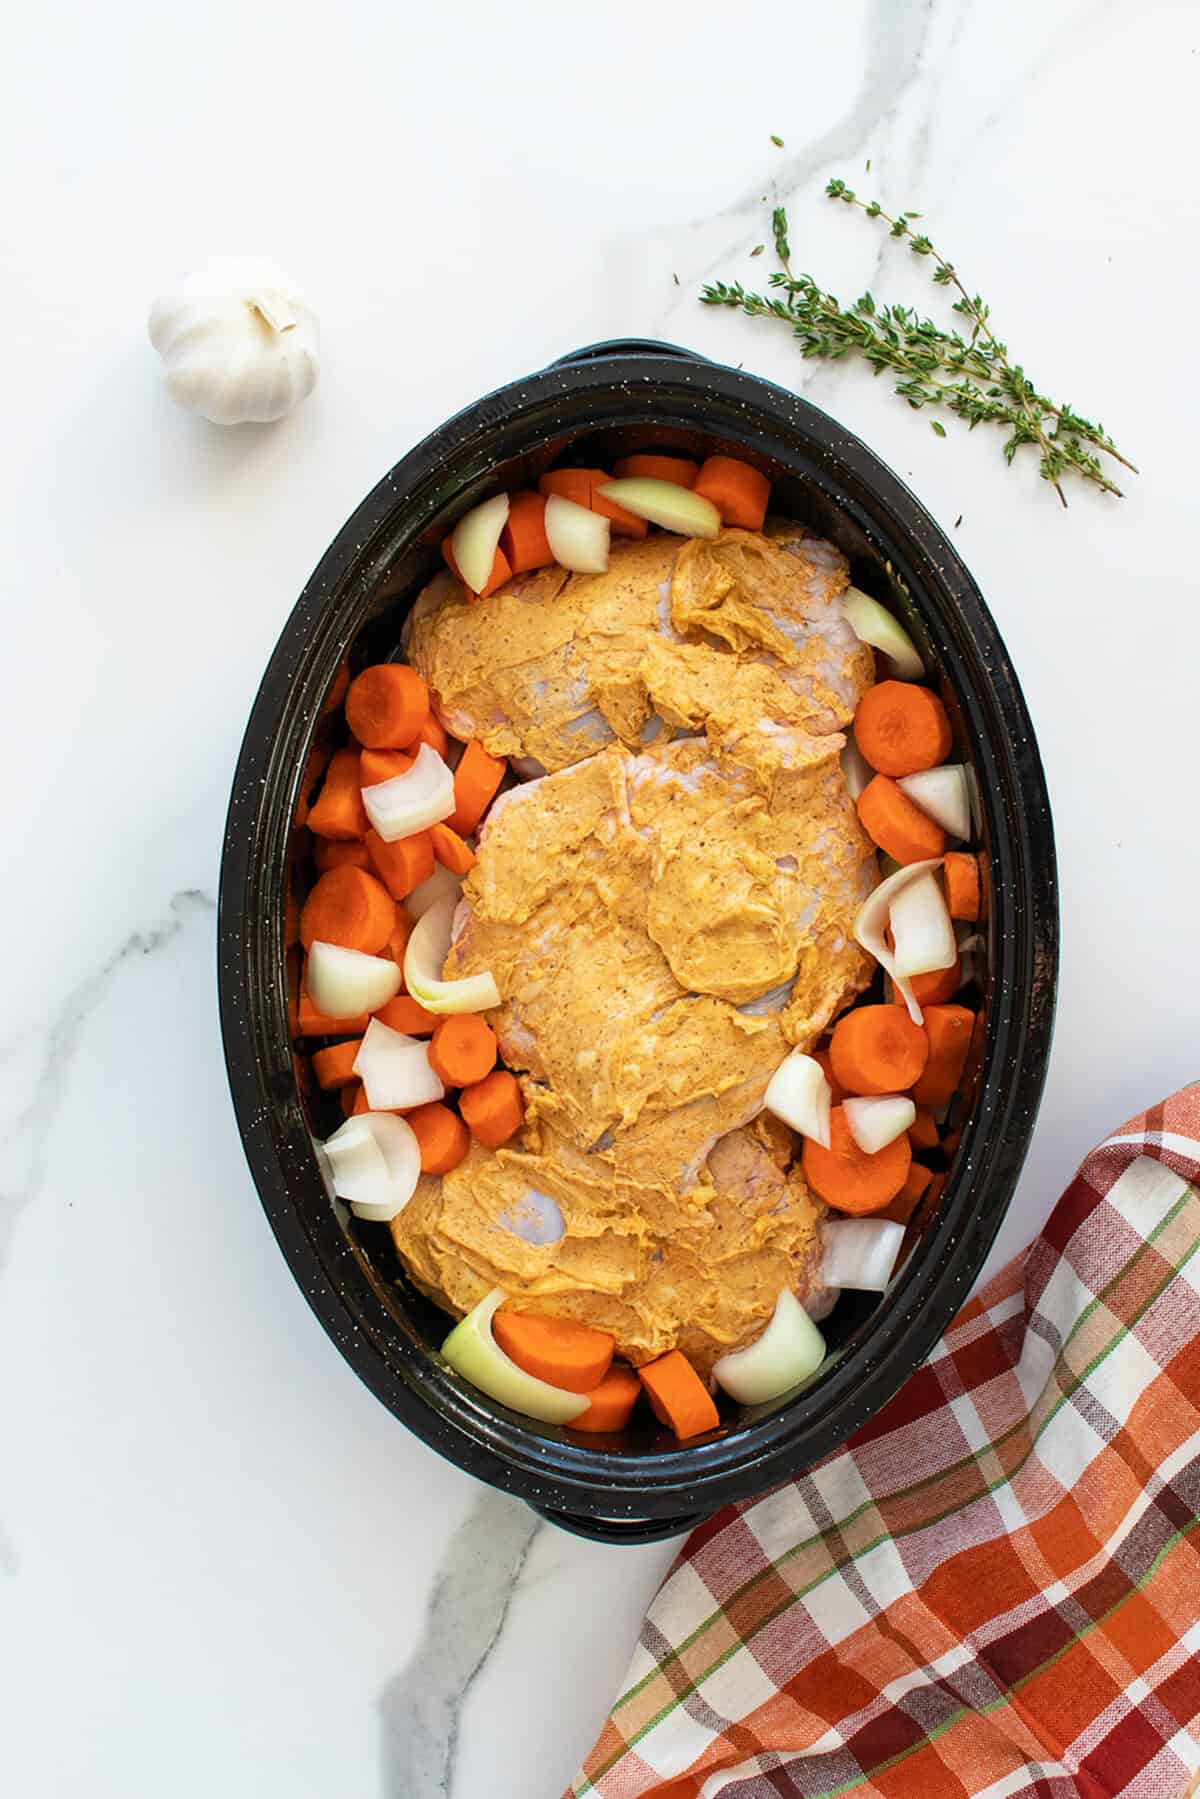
[530,1501,710,1545]
[549,338,711,370]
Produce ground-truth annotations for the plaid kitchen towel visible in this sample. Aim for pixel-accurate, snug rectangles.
[569,1088,1200,1799]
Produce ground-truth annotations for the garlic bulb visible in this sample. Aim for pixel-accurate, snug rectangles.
[148,260,319,425]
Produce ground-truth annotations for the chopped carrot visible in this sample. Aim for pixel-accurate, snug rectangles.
[365,827,435,902]
[313,838,371,874]
[319,656,350,718]
[345,664,430,750]
[413,713,451,759]
[340,1081,363,1118]
[813,1046,845,1105]
[448,740,505,836]
[312,1039,364,1091]
[693,455,770,529]
[306,747,369,841]
[295,742,333,827]
[853,681,952,777]
[911,1005,975,1108]
[500,490,556,574]
[374,994,438,1037]
[879,1160,933,1226]
[638,1350,720,1440]
[459,1069,524,1147]
[428,1015,497,1087]
[429,821,477,875]
[943,852,982,922]
[978,851,990,920]
[360,748,414,788]
[943,1128,962,1156]
[588,475,648,540]
[286,946,301,1037]
[612,454,699,487]
[352,1085,371,1115]
[284,884,301,948]
[538,468,593,507]
[858,774,947,864]
[406,1101,471,1175]
[493,1311,615,1393]
[297,987,371,1037]
[829,1004,929,1096]
[299,865,395,955]
[802,1106,912,1214]
[442,536,512,599]
[891,956,961,1007]
[908,1106,940,1151]
[568,1364,642,1434]
[381,908,411,968]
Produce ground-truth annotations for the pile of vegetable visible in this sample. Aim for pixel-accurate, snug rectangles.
[287,446,986,1447]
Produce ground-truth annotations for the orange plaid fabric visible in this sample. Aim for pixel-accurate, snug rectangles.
[570,1088,1200,1798]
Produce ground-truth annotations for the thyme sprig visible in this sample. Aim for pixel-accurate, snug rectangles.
[700,178,1136,506]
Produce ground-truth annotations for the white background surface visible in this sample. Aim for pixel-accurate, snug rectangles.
[3,1,1199,1795]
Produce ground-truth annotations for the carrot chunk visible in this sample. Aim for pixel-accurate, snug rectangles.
[297,986,371,1037]
[359,748,414,789]
[442,538,512,599]
[448,740,505,836]
[365,828,435,902]
[319,656,350,718]
[374,994,439,1037]
[879,1160,934,1225]
[638,1350,720,1440]
[500,490,556,574]
[812,1046,846,1105]
[568,1364,642,1434]
[943,852,982,921]
[908,1105,940,1151]
[459,1069,524,1146]
[413,713,451,759]
[890,956,961,1008]
[911,1005,975,1108]
[858,774,947,864]
[538,468,592,507]
[693,455,770,529]
[312,1039,364,1090]
[313,838,371,874]
[345,664,430,750]
[829,1005,929,1096]
[306,747,369,841]
[340,1081,363,1118]
[612,454,699,487]
[587,473,648,539]
[299,865,396,955]
[406,1101,470,1175]
[493,1311,615,1393]
[381,908,411,968]
[854,681,952,777]
[429,822,477,876]
[428,1015,497,1087]
[802,1106,912,1214]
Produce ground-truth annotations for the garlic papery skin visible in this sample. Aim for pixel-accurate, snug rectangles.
[148,261,319,425]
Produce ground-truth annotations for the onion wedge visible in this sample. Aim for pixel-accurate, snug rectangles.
[405,863,463,921]
[362,742,455,843]
[713,1290,826,1405]
[441,1289,588,1424]
[321,1112,420,1221]
[543,495,610,574]
[353,1017,445,1111]
[403,892,500,1015]
[306,940,401,1017]
[763,1051,832,1148]
[596,478,721,539]
[890,870,956,979]
[840,732,873,801]
[899,765,972,840]
[821,1218,905,1293]
[450,493,509,594]
[841,588,924,680]
[853,856,943,1025]
[843,1095,915,1154]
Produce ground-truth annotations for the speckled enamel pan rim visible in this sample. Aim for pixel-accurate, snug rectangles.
[218,340,1058,1542]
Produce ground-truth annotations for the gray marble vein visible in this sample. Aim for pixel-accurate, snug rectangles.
[378,1490,541,1799]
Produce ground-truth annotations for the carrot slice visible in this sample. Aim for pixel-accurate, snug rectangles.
[299,865,396,955]
[638,1350,720,1440]
[812,1046,846,1105]
[943,852,982,922]
[908,1105,940,1151]
[693,455,770,529]
[612,454,699,487]
[459,1069,524,1146]
[449,740,505,836]
[829,1005,929,1096]
[314,838,371,875]
[429,821,477,875]
[381,908,412,968]
[911,1005,975,1107]
[365,827,435,902]
[442,537,512,599]
[890,956,961,1007]
[295,743,333,827]
[413,713,451,759]
[306,747,369,841]
[340,1081,363,1118]
[284,884,301,948]
[352,1085,371,1115]
[568,1364,642,1433]
[537,469,593,507]
[428,1015,497,1087]
[345,664,430,750]
[854,681,952,777]
[493,1311,615,1393]
[312,1039,364,1091]
[501,490,556,574]
[297,987,371,1037]
[406,1101,471,1175]
[802,1107,912,1214]
[319,656,350,718]
[858,774,947,864]
[359,748,414,789]
[879,1160,934,1225]
[587,475,648,539]
[374,994,439,1037]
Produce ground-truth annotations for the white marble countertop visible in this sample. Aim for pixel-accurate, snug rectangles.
[4,1,1199,1793]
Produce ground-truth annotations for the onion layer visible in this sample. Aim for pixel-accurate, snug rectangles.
[713,1290,826,1404]
[821,1218,905,1293]
[544,495,610,574]
[353,1017,445,1111]
[763,1052,832,1147]
[842,588,924,680]
[321,1112,420,1221]
[362,743,456,843]
[403,892,500,1015]
[441,1289,588,1424]
[843,1094,915,1154]
[899,765,972,840]
[405,863,463,921]
[889,870,957,978]
[451,494,509,594]
[840,733,873,801]
[306,940,401,1017]
[597,478,721,539]
[853,857,944,1025]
